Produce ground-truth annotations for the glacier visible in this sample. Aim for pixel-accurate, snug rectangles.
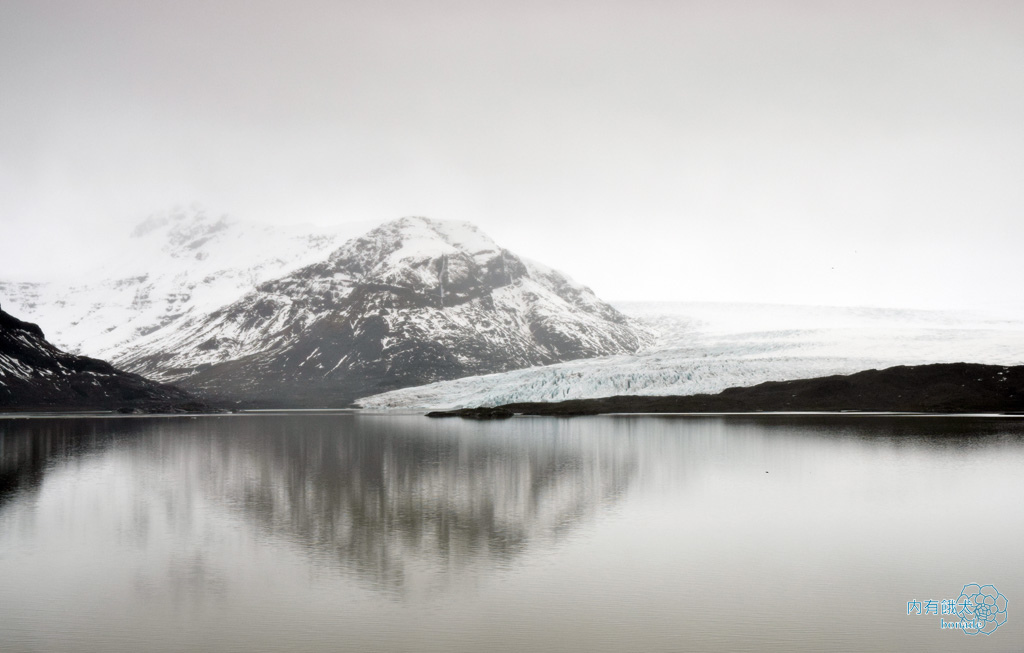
[357,301,1024,409]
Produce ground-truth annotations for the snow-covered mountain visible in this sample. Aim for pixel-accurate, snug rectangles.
[0,207,374,360]
[114,217,652,404]
[14,207,1019,412]
[2,212,652,405]
[358,301,1024,409]
[0,303,196,411]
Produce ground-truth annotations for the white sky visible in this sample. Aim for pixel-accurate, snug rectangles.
[1,0,1022,309]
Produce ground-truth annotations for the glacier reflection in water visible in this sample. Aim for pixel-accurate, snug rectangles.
[1,414,1023,652]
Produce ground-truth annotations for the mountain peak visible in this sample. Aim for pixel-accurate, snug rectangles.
[131,205,232,237]
[109,216,652,405]
[319,217,522,305]
[332,217,497,262]
[129,206,237,258]
[0,304,45,339]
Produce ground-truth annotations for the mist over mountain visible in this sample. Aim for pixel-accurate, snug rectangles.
[0,207,370,359]
[2,212,652,406]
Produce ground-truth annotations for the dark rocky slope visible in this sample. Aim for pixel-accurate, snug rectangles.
[0,304,205,412]
[429,363,1024,416]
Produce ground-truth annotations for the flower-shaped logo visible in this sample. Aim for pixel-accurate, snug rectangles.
[956,583,1008,635]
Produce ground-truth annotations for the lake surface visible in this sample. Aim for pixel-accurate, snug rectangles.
[1,413,1022,652]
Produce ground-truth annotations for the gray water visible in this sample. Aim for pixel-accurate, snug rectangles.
[1,414,1022,652]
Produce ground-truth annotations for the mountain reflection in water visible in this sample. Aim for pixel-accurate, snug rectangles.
[3,414,1023,653]
[0,415,637,596]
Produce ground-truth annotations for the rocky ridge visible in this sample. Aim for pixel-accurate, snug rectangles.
[0,304,203,412]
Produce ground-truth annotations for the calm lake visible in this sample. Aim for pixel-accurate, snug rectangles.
[1,413,1022,652]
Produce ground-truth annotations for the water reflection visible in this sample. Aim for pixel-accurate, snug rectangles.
[1,416,639,595]
[2,414,1023,653]
[191,417,637,593]
[0,418,135,506]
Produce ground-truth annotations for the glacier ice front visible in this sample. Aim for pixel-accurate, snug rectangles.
[358,301,1024,409]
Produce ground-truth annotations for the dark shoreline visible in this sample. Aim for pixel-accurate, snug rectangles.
[4,363,1022,418]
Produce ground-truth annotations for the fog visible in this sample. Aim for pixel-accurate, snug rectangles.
[2,0,1022,309]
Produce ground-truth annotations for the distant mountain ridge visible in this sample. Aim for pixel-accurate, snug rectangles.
[0,304,200,411]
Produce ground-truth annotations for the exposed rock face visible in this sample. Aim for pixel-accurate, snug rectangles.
[114,217,653,405]
[0,304,200,411]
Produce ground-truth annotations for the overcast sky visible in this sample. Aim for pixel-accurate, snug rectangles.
[1,0,1022,309]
